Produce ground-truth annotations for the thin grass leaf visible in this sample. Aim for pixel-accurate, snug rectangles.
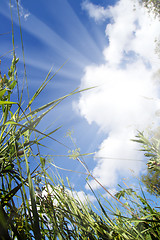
[16,0,29,105]
[27,61,68,111]
[5,120,69,150]
[0,205,12,240]
[0,89,6,98]
[22,140,42,240]
[20,86,95,125]
[1,183,22,207]
[0,101,17,104]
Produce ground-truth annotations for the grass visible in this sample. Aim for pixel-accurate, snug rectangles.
[0,1,159,239]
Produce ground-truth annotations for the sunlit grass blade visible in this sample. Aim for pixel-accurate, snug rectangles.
[0,101,17,105]
[22,141,42,240]
[20,87,94,122]
[27,61,68,111]
[5,120,69,149]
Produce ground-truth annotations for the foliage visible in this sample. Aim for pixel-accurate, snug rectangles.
[140,0,160,16]
[0,54,159,240]
[133,131,160,196]
[139,0,160,57]
[0,53,84,239]
[133,131,160,170]
[0,1,160,239]
[142,168,160,196]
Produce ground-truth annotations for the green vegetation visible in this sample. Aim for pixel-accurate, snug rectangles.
[133,131,160,196]
[0,1,160,239]
[142,168,160,195]
[140,0,160,16]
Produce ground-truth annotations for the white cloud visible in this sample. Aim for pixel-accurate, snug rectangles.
[78,0,160,190]
[81,0,111,22]
[72,190,96,203]
[40,185,95,204]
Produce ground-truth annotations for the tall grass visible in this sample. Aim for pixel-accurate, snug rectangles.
[0,1,159,239]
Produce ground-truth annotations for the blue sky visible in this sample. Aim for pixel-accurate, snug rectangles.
[0,0,160,201]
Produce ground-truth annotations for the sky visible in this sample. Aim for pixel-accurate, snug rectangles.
[0,0,160,201]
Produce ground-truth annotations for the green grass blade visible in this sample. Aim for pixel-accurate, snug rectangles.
[27,61,68,110]
[22,140,41,240]
[0,101,17,104]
